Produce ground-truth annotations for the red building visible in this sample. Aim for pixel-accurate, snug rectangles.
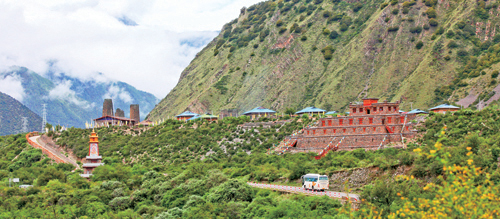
[290,98,416,153]
[80,129,104,180]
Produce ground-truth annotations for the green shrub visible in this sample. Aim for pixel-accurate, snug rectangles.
[300,35,307,41]
[409,26,422,34]
[456,21,466,29]
[380,2,389,9]
[457,49,468,57]
[402,7,410,14]
[385,17,390,23]
[426,8,437,18]
[321,45,335,60]
[279,27,287,34]
[352,2,363,12]
[276,20,283,27]
[415,41,424,49]
[322,28,331,35]
[390,0,398,6]
[492,71,499,78]
[213,49,219,56]
[423,24,430,30]
[391,9,399,15]
[429,18,438,26]
[329,30,339,39]
[388,26,399,32]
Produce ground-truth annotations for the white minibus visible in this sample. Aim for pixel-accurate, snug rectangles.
[301,174,329,191]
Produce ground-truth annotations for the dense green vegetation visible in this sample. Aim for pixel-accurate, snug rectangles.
[2,107,500,217]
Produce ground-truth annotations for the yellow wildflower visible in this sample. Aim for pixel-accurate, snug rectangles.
[467,159,473,165]
[430,150,436,154]
[413,148,422,152]
[466,147,472,151]
[467,152,473,156]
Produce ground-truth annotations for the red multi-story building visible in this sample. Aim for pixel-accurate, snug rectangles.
[290,98,416,152]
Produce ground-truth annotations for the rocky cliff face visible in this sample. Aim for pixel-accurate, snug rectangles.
[149,0,500,120]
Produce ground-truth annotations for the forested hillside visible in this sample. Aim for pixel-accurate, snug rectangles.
[149,0,500,121]
[0,92,42,135]
[1,108,500,217]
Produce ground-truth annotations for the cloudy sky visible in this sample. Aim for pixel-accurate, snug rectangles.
[0,0,264,99]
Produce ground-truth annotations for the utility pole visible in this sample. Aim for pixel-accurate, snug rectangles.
[21,117,28,133]
[42,104,47,132]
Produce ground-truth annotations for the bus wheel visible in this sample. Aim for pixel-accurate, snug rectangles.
[312,186,315,191]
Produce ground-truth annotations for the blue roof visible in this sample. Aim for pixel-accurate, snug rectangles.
[407,109,428,114]
[325,111,338,115]
[175,111,199,117]
[429,104,460,111]
[242,107,276,115]
[187,115,201,121]
[295,106,326,114]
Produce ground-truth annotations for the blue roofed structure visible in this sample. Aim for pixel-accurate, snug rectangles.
[295,106,326,115]
[187,115,201,121]
[407,109,428,115]
[325,111,337,115]
[175,111,200,121]
[242,107,276,119]
[429,104,460,114]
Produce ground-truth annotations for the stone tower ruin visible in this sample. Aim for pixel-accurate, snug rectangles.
[130,104,140,122]
[103,99,114,117]
[115,108,125,117]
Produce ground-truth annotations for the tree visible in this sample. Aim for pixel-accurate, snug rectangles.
[416,41,424,49]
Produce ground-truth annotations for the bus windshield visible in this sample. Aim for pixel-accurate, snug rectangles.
[319,176,328,181]
[305,177,318,182]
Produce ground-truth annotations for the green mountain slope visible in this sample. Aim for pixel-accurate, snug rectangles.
[149,0,500,120]
[0,92,42,135]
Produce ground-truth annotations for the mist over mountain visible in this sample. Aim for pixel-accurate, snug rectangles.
[0,67,159,129]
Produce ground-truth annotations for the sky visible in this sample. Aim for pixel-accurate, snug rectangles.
[0,0,264,99]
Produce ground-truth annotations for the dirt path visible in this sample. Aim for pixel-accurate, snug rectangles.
[29,135,80,169]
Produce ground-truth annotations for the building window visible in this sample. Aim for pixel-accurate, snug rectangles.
[360,108,364,112]
[359,118,363,124]
[380,107,383,111]
[406,126,409,131]
[328,120,332,126]
[373,127,376,131]
[339,119,343,125]
[392,127,395,132]
[322,121,325,126]
[363,127,366,132]
[353,128,356,132]
[394,107,397,111]
[313,130,316,135]
[349,119,353,125]
[307,131,309,135]
[388,117,392,123]
[323,129,326,134]
[388,106,391,111]
[401,117,404,123]
[343,129,346,133]
[334,129,336,133]
[373,107,377,112]
[353,108,357,113]
[369,118,373,124]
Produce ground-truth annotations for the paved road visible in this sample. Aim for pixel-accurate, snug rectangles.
[29,136,80,168]
[247,182,360,202]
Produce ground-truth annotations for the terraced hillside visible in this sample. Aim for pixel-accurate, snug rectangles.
[149,0,500,120]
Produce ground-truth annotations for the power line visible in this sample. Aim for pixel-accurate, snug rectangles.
[41,104,47,132]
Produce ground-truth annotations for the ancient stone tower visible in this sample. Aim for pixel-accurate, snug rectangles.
[130,104,140,122]
[103,99,114,117]
[115,108,125,117]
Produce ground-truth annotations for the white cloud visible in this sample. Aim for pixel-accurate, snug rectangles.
[0,73,25,101]
[103,84,133,103]
[48,80,92,108]
[0,0,264,98]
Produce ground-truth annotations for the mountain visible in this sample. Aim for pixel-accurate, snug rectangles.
[0,67,159,128]
[148,0,500,120]
[0,91,42,135]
